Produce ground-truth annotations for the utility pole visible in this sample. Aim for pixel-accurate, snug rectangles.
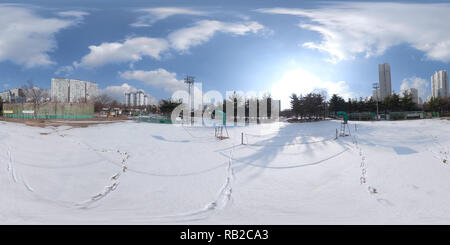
[184,75,195,125]
[372,83,380,120]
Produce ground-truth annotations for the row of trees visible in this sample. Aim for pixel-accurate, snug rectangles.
[158,92,275,122]
[286,91,450,119]
[64,90,450,118]
[290,93,326,119]
[328,91,418,114]
[423,97,450,112]
[159,91,450,119]
[218,92,274,121]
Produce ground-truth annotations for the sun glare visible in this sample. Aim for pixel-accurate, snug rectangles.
[271,68,351,110]
[271,68,323,109]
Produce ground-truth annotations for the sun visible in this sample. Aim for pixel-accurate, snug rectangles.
[271,68,324,110]
[271,68,352,110]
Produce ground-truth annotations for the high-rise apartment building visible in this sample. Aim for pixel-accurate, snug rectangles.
[51,78,98,103]
[0,88,25,103]
[378,63,392,100]
[408,88,419,104]
[431,70,449,98]
[125,90,148,107]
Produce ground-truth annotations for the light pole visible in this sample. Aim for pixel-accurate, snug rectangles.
[372,83,379,120]
[184,75,195,125]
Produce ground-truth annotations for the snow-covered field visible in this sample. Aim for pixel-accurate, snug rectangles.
[1,119,450,224]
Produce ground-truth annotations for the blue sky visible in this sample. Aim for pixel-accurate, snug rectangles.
[1,0,450,108]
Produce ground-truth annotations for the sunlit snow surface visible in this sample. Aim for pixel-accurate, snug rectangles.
[1,119,450,224]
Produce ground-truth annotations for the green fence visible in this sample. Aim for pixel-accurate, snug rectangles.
[3,114,93,119]
[134,115,172,124]
[348,112,375,121]
[2,102,94,120]
[423,112,440,119]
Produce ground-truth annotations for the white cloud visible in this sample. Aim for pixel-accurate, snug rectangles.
[119,68,186,93]
[75,19,264,68]
[57,10,89,21]
[131,7,205,27]
[400,76,429,99]
[54,65,74,76]
[102,83,158,105]
[168,20,264,51]
[0,5,85,67]
[258,3,450,63]
[102,83,136,102]
[271,68,353,110]
[74,37,169,68]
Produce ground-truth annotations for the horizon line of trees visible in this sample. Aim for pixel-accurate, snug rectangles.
[283,91,450,119]
[158,92,276,121]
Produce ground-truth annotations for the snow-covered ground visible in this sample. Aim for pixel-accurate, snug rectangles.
[1,119,450,224]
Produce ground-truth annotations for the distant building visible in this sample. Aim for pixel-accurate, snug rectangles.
[378,63,392,100]
[137,90,145,106]
[408,88,419,104]
[0,91,10,102]
[431,70,449,98]
[129,92,135,106]
[125,90,148,107]
[125,93,131,106]
[0,88,25,103]
[51,78,98,103]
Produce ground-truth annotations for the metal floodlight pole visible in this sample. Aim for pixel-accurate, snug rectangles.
[184,75,195,125]
[372,83,380,120]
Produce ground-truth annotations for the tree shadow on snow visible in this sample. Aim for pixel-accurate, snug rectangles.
[152,135,190,143]
[227,121,346,184]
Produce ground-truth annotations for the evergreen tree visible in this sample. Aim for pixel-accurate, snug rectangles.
[366,97,377,112]
[290,93,325,119]
[440,98,450,112]
[290,93,301,118]
[424,97,440,112]
[329,94,346,114]
[159,99,182,115]
[383,93,401,112]
[400,91,416,111]
[346,98,356,113]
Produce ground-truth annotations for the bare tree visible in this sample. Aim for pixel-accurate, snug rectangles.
[94,93,113,112]
[22,80,48,119]
[94,93,113,104]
